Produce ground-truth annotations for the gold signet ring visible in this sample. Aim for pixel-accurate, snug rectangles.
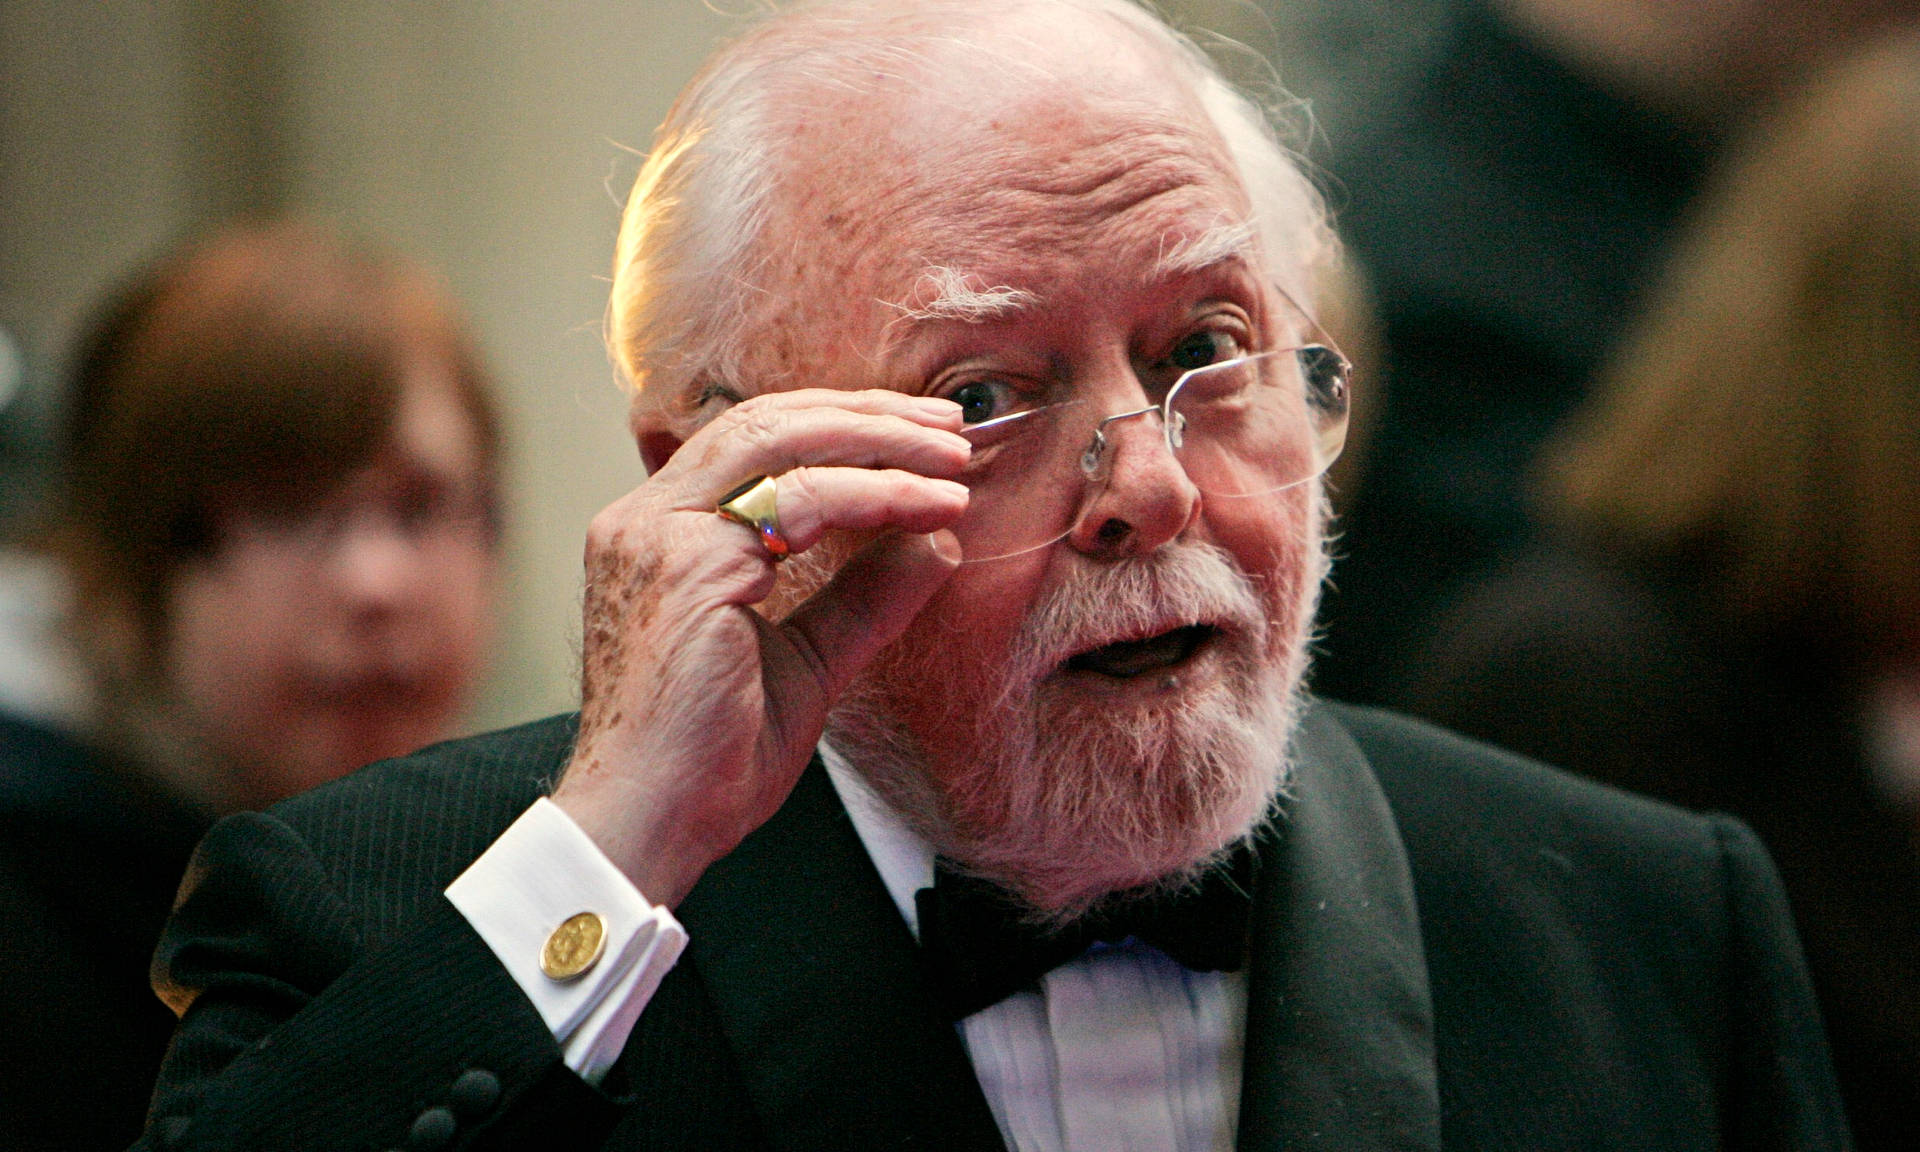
[541,911,608,981]
[715,474,789,560]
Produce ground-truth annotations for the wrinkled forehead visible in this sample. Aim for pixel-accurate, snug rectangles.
[742,12,1256,371]
[783,109,1244,281]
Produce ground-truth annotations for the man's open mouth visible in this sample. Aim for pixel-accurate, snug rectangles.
[1062,624,1218,679]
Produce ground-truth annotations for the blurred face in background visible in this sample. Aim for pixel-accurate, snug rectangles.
[164,355,498,807]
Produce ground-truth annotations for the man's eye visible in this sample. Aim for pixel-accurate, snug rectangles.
[1167,330,1237,372]
[948,378,1015,425]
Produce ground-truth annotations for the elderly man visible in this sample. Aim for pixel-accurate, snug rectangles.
[138,1,1846,1149]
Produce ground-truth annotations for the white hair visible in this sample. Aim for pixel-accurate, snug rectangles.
[886,266,1042,325]
[608,0,1335,410]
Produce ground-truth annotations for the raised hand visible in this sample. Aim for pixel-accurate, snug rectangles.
[551,389,968,905]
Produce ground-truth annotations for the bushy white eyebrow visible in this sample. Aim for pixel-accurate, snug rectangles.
[1153,220,1258,279]
[883,265,1041,324]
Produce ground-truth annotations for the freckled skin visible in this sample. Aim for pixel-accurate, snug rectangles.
[577,544,657,758]
[556,387,970,904]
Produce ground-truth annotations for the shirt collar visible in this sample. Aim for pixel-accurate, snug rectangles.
[820,739,936,940]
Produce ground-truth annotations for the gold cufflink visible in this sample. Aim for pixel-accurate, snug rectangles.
[540,911,608,981]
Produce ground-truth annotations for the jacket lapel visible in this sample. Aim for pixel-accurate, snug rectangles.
[679,758,1007,1152]
[1237,702,1442,1151]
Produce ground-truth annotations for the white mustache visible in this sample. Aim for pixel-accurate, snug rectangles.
[1007,541,1268,679]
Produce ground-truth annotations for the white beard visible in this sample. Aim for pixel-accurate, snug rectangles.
[818,532,1321,923]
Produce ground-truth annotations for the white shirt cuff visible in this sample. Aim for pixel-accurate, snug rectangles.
[445,796,688,1083]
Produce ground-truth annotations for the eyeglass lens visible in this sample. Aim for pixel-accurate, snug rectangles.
[950,344,1349,563]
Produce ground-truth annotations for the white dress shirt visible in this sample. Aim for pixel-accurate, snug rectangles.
[445,744,1245,1152]
[445,797,687,1083]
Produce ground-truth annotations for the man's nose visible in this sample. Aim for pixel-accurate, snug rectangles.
[1066,412,1201,559]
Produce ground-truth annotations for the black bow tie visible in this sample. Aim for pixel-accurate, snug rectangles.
[914,841,1259,1020]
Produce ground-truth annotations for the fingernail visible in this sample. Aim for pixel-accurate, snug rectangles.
[927,528,963,563]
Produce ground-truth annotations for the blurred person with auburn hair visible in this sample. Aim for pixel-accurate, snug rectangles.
[58,218,504,810]
[0,218,503,1151]
[1403,28,1920,1146]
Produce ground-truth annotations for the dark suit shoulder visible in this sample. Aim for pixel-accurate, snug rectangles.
[1323,697,1726,856]
[1313,698,1745,984]
[1317,700,1849,1150]
[259,712,580,933]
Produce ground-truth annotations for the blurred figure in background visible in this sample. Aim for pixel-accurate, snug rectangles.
[0,219,504,1151]
[1401,29,1920,1144]
[1310,0,1920,704]
[59,219,504,809]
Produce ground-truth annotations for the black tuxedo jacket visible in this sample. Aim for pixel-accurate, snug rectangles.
[138,701,1849,1151]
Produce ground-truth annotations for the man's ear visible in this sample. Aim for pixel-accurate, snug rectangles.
[630,401,683,476]
[638,427,683,475]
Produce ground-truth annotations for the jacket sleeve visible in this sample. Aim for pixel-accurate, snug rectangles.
[136,811,630,1152]
[1710,814,1855,1150]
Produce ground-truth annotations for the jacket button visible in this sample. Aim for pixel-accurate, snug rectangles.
[408,1105,458,1151]
[449,1068,502,1118]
